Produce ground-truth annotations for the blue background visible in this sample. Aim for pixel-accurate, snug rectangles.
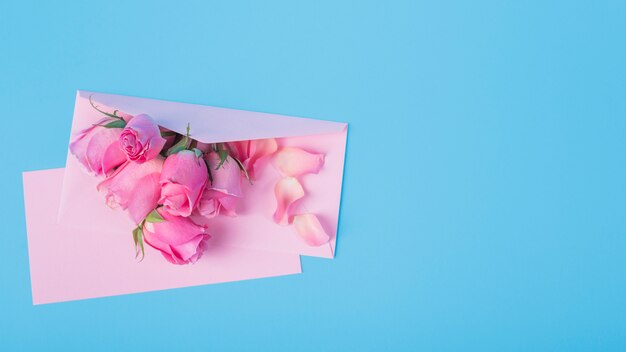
[1,0,625,350]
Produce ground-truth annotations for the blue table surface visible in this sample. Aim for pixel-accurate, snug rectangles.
[1,1,625,350]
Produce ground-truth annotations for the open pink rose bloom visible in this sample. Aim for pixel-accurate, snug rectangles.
[63,93,346,266]
[142,208,209,265]
[120,114,167,163]
[159,150,208,217]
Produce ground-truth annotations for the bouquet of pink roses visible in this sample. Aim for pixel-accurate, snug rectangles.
[70,96,329,265]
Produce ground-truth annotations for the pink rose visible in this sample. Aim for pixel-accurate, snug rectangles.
[159,150,209,217]
[197,152,243,218]
[69,118,127,177]
[142,208,209,265]
[228,138,277,180]
[97,157,164,224]
[119,114,167,163]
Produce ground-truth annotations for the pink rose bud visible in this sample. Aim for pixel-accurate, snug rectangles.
[97,157,164,224]
[69,118,127,177]
[198,152,243,218]
[120,114,167,163]
[159,150,208,217]
[142,208,209,265]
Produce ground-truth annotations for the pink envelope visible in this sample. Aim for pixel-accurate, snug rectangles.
[59,91,348,258]
[23,169,302,304]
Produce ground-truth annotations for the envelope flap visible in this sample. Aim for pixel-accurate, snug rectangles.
[80,90,347,143]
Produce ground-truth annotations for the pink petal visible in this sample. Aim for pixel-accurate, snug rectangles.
[123,114,167,162]
[205,152,243,197]
[293,214,330,247]
[227,140,248,160]
[169,235,206,262]
[194,142,212,153]
[159,183,193,217]
[159,150,208,216]
[197,196,219,218]
[72,124,126,176]
[228,139,278,179]
[248,138,278,166]
[197,190,239,218]
[273,177,305,225]
[101,142,127,177]
[218,195,238,216]
[69,121,103,164]
[273,147,324,177]
[160,151,208,190]
[97,157,163,224]
[125,172,162,224]
[142,209,209,265]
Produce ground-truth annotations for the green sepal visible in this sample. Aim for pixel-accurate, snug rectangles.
[231,155,252,184]
[166,136,190,156]
[101,119,127,129]
[192,148,203,158]
[145,209,165,223]
[215,149,229,170]
[132,227,139,247]
[132,226,145,261]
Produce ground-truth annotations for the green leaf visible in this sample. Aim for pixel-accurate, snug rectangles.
[132,226,145,261]
[138,232,145,261]
[166,136,190,156]
[145,209,165,223]
[215,149,228,170]
[231,155,252,184]
[132,227,139,247]
[101,119,126,129]
[192,148,203,158]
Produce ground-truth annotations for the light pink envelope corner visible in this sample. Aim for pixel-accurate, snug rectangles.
[59,91,348,259]
[23,168,302,305]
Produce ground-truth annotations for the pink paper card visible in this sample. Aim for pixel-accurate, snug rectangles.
[23,168,302,304]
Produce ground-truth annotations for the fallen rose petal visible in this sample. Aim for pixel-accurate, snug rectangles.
[273,177,305,225]
[273,147,324,177]
[293,214,330,247]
